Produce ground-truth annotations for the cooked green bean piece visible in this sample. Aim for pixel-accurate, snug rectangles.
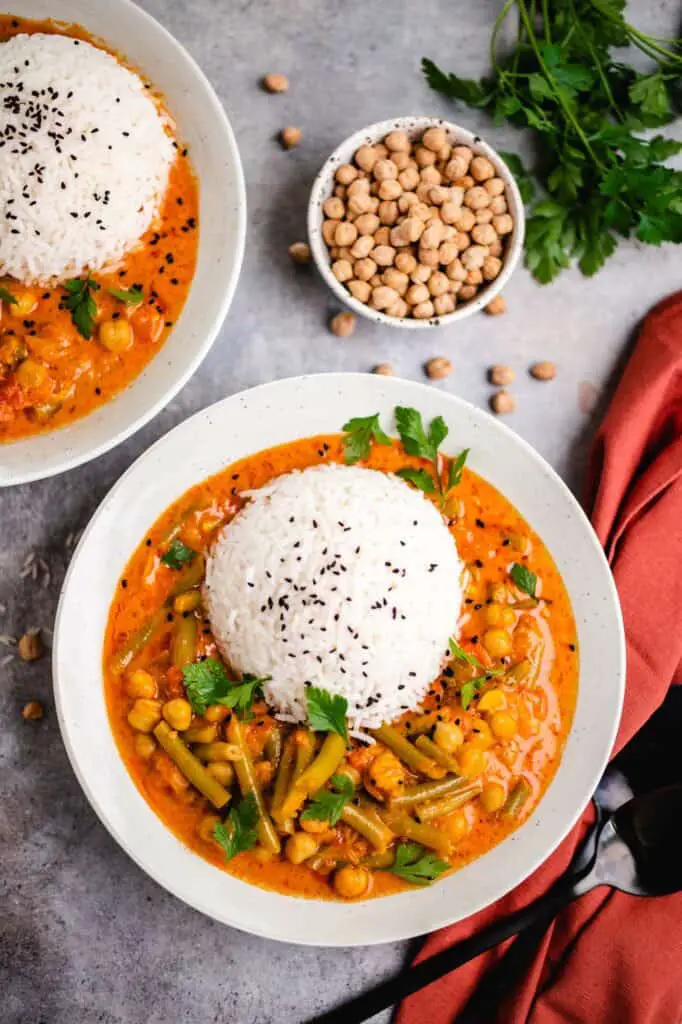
[264,727,283,773]
[227,716,281,854]
[171,614,197,669]
[389,775,472,809]
[371,724,443,779]
[168,554,205,597]
[275,733,346,823]
[110,606,169,676]
[292,730,316,784]
[341,803,394,852]
[506,659,531,686]
[153,722,230,809]
[362,850,396,870]
[414,735,461,775]
[271,734,296,812]
[415,782,483,822]
[503,777,532,818]
[193,741,243,762]
[382,811,452,856]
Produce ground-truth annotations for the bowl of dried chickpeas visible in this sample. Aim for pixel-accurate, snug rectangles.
[307,117,524,328]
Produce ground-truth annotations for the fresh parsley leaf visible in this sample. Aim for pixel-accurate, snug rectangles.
[629,73,671,123]
[218,674,270,720]
[421,59,494,108]
[449,638,485,670]
[447,448,469,489]
[395,406,440,462]
[213,793,259,862]
[390,841,449,886]
[62,275,100,340]
[459,674,493,711]
[301,774,354,826]
[342,413,391,465]
[306,686,348,742]
[108,285,144,306]
[161,539,196,569]
[0,286,17,305]
[182,657,232,715]
[396,467,437,494]
[510,563,537,598]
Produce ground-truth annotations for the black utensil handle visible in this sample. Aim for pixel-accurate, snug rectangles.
[307,883,575,1024]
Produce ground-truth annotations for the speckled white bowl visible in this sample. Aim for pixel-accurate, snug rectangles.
[308,117,524,329]
[54,373,625,946]
[0,0,246,487]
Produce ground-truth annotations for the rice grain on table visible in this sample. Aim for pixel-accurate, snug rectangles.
[204,464,463,732]
[0,33,174,283]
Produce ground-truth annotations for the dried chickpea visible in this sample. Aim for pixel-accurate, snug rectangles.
[370,285,400,310]
[22,700,44,721]
[419,165,441,186]
[331,259,352,283]
[470,156,495,182]
[420,222,443,250]
[382,268,409,295]
[368,273,382,287]
[464,186,490,210]
[410,263,432,284]
[485,295,507,316]
[354,212,380,236]
[433,293,455,316]
[398,166,420,191]
[444,156,469,181]
[350,235,374,259]
[490,195,508,215]
[483,256,503,281]
[413,299,435,319]
[390,150,411,171]
[406,283,429,306]
[322,219,340,245]
[428,271,449,297]
[440,201,461,225]
[333,185,347,199]
[395,251,417,275]
[126,669,157,700]
[460,245,488,271]
[330,311,356,337]
[480,782,507,814]
[373,158,398,182]
[288,241,311,264]
[334,222,357,247]
[438,142,452,162]
[429,186,450,207]
[459,284,478,301]
[438,241,458,266]
[386,297,409,318]
[398,191,419,214]
[489,238,503,258]
[453,145,473,165]
[378,200,399,225]
[490,390,515,414]
[279,126,301,149]
[403,216,426,243]
[378,178,402,202]
[18,631,43,661]
[347,193,373,217]
[466,268,483,286]
[414,145,437,167]
[374,142,389,160]
[475,208,494,225]
[489,364,515,386]
[425,356,452,379]
[485,177,506,197]
[457,174,475,189]
[373,362,394,376]
[347,279,371,303]
[355,145,377,172]
[336,246,353,261]
[422,126,447,152]
[530,361,557,381]
[384,129,411,152]
[354,258,377,282]
[411,201,433,223]
[493,214,514,235]
[262,72,288,93]
[336,163,358,185]
[374,226,390,245]
[347,177,371,197]
[372,245,396,268]
[415,181,434,203]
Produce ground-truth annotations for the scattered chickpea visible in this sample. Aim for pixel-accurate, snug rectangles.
[18,630,43,661]
[490,390,515,415]
[489,364,516,386]
[22,700,44,721]
[425,356,453,380]
[530,361,557,381]
[485,295,507,316]
[288,241,311,265]
[279,126,301,149]
[373,362,394,376]
[262,72,289,93]
[330,311,356,337]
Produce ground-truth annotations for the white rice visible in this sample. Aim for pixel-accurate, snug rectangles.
[204,464,463,732]
[0,33,175,283]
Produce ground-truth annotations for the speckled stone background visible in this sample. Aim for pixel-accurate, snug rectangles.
[1,1,681,1022]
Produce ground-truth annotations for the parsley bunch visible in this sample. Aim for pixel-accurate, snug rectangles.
[424,0,682,282]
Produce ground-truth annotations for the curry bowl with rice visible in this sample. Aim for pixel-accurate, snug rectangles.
[0,0,245,485]
[54,374,625,944]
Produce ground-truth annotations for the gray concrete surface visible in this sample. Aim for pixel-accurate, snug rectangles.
[1,1,681,1022]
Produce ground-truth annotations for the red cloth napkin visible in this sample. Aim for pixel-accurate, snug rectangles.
[398,292,682,1024]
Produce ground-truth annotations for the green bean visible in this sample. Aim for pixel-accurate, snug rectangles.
[168,554,205,597]
[341,803,394,852]
[362,850,396,870]
[153,722,230,809]
[382,811,452,857]
[389,775,472,809]
[271,734,296,813]
[275,733,346,823]
[264,726,283,774]
[371,724,443,779]
[109,606,169,676]
[292,730,317,784]
[415,782,483,822]
[171,614,197,668]
[503,777,532,818]
[226,716,281,855]
[506,659,531,686]
[193,741,242,762]
[414,735,461,775]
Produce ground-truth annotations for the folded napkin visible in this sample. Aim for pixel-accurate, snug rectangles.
[398,292,682,1024]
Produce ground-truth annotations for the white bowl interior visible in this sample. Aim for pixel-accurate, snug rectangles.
[307,117,524,329]
[0,0,246,486]
[53,373,625,946]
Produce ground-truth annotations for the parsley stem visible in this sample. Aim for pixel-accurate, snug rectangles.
[568,0,623,122]
[541,0,551,44]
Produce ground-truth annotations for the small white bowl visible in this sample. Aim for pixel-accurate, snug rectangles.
[0,0,246,487]
[308,116,524,329]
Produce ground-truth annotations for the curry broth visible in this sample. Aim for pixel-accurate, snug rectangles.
[104,436,579,900]
[0,16,198,441]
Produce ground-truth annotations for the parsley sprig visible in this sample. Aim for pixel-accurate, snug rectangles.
[213,792,259,862]
[301,774,354,826]
[510,563,538,598]
[449,639,504,710]
[182,657,270,719]
[395,406,469,506]
[62,275,100,340]
[108,285,144,306]
[161,539,196,569]
[306,686,349,742]
[342,414,391,465]
[423,1,682,282]
[0,286,17,306]
[390,842,449,886]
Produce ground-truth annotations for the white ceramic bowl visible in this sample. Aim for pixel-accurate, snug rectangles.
[0,0,246,487]
[307,117,524,329]
[54,373,625,946]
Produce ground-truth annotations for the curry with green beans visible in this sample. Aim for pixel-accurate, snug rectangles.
[104,427,578,901]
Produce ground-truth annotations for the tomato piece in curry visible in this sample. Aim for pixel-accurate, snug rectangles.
[103,436,579,902]
[0,15,198,442]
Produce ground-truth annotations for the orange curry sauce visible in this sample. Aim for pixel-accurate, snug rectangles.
[0,15,198,441]
[104,438,579,900]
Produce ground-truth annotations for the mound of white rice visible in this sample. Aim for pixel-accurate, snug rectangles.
[204,464,464,732]
[0,33,175,284]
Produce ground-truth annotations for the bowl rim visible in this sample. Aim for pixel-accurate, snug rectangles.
[53,372,625,946]
[307,116,525,330]
[0,0,247,487]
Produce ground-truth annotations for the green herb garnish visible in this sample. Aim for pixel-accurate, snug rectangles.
[212,792,259,862]
[342,413,391,465]
[395,406,468,505]
[301,774,354,826]
[0,286,18,306]
[395,467,438,494]
[510,562,538,598]
[161,539,196,569]
[423,3,682,282]
[181,657,268,719]
[108,285,144,306]
[449,639,504,710]
[449,638,485,669]
[306,686,349,742]
[62,275,100,340]
[390,842,449,886]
